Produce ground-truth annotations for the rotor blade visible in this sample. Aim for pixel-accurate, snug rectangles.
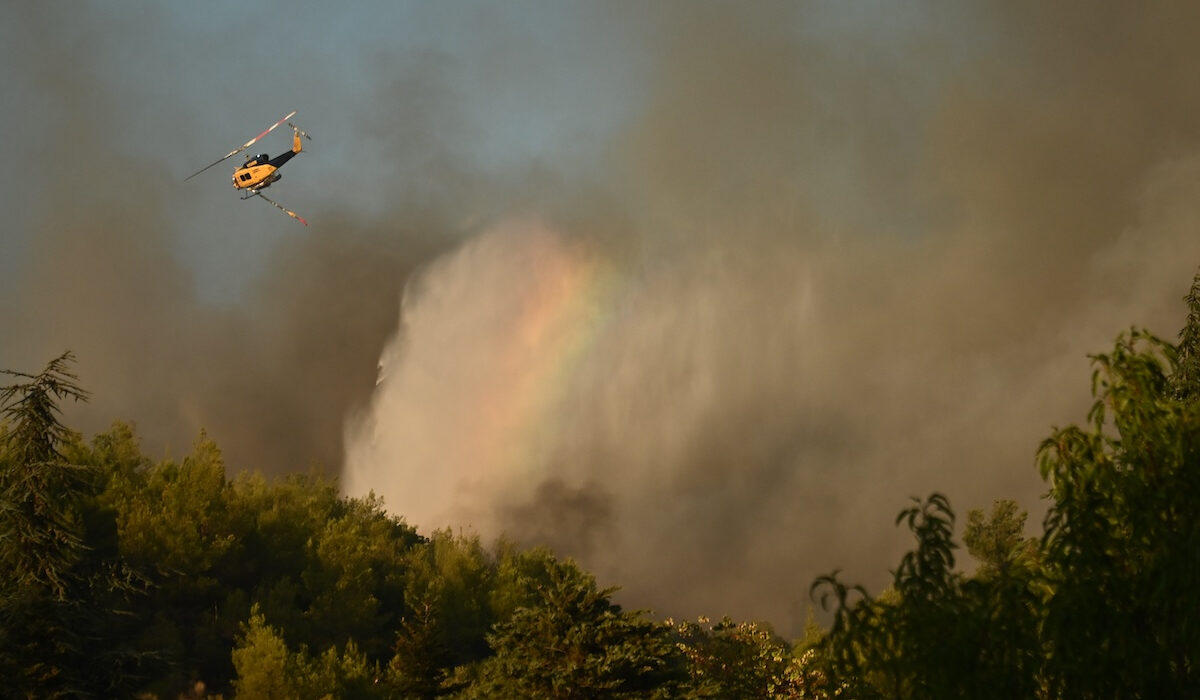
[184,155,234,182]
[287,122,313,141]
[185,111,298,181]
[253,191,308,226]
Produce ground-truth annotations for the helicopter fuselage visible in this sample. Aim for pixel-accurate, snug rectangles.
[186,110,311,225]
[233,151,296,191]
[231,130,304,191]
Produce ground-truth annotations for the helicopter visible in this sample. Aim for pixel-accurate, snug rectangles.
[186,111,313,225]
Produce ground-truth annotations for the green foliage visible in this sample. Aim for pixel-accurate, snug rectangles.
[488,542,561,621]
[0,351,93,598]
[456,553,687,699]
[17,271,1200,698]
[812,493,1042,699]
[9,355,858,699]
[301,494,419,660]
[809,273,1200,698]
[292,638,380,700]
[892,493,957,605]
[96,431,244,692]
[386,530,494,697]
[672,616,831,698]
[69,422,424,697]
[0,354,154,698]
[1172,274,1200,399]
[963,499,1038,579]
[232,604,386,700]
[209,468,415,687]
[115,431,235,587]
[232,605,297,700]
[1038,326,1200,698]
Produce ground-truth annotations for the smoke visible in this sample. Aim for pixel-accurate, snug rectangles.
[9,2,1200,634]
[0,3,462,473]
[344,2,1200,633]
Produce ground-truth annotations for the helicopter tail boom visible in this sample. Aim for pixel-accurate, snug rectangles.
[287,122,311,157]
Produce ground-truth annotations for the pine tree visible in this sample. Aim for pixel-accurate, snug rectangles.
[0,352,151,697]
[0,351,92,599]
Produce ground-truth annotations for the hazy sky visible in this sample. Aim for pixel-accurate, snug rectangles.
[6,1,1200,635]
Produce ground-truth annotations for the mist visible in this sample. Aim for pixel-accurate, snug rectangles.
[342,3,1200,632]
[7,2,1200,634]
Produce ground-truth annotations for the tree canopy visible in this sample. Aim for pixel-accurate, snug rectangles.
[7,272,1200,697]
[811,280,1200,698]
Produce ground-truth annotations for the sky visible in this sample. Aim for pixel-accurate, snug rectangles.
[6,1,1200,635]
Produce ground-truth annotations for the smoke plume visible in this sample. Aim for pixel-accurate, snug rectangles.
[8,2,1200,633]
[0,3,462,472]
[343,3,1200,631]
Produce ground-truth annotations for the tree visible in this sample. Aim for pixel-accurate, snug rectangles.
[233,603,388,700]
[300,494,420,660]
[963,499,1038,579]
[231,604,299,700]
[1038,325,1200,697]
[810,272,1200,698]
[457,553,686,699]
[104,430,241,695]
[290,637,381,700]
[386,530,493,698]
[811,493,1042,699]
[1172,273,1200,399]
[0,353,150,697]
[671,616,826,698]
[0,352,93,599]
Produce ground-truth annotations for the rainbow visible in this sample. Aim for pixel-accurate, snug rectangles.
[343,220,631,532]
[458,226,623,488]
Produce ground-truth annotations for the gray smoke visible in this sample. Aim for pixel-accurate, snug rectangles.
[0,3,463,472]
[8,2,1200,635]
[343,2,1200,633]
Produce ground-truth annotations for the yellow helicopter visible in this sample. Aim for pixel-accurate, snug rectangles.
[186,111,312,225]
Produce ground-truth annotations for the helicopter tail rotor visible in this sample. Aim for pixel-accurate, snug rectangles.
[287,122,311,155]
[288,122,312,141]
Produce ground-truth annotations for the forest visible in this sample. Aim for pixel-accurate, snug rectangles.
[4,276,1200,699]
